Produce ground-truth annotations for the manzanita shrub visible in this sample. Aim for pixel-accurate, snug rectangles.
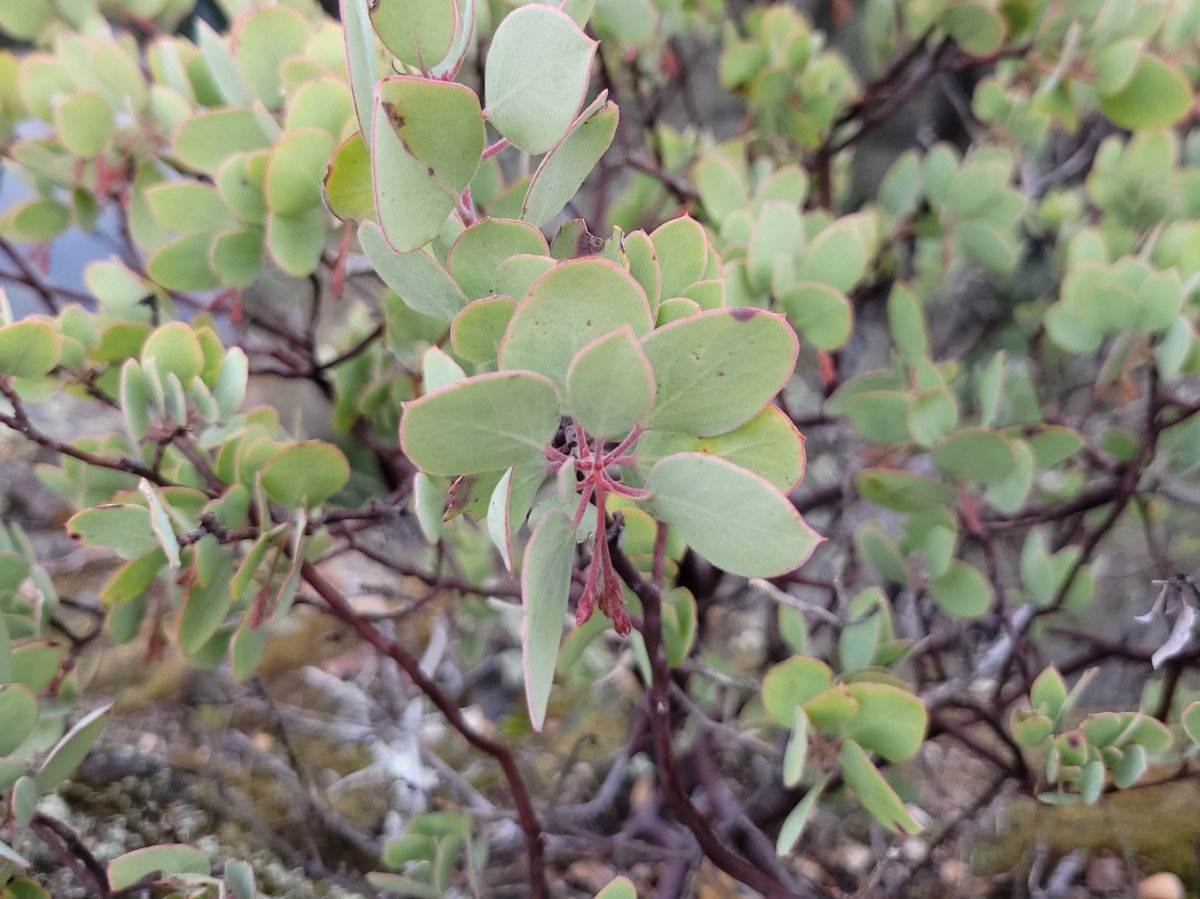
[0,0,1199,896]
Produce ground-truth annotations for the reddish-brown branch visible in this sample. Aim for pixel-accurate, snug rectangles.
[609,541,825,899]
[298,562,548,897]
[0,379,177,488]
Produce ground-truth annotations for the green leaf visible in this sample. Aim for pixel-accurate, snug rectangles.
[1093,38,1143,96]
[372,76,484,252]
[595,876,637,899]
[762,656,835,725]
[142,322,204,387]
[1112,743,1147,789]
[887,282,928,365]
[0,686,37,756]
[644,453,822,577]
[67,506,161,560]
[261,441,350,508]
[838,739,922,834]
[929,559,994,618]
[662,586,697,667]
[779,282,854,351]
[566,326,655,438]
[138,480,181,571]
[370,0,457,71]
[4,199,70,243]
[1026,425,1083,468]
[0,3,52,39]
[361,220,468,320]
[845,391,912,444]
[147,233,221,292]
[693,156,749,226]
[225,859,257,899]
[641,308,797,437]
[211,227,264,290]
[448,218,549,300]
[401,371,561,476]
[651,216,708,300]
[232,5,310,108]
[35,703,111,794]
[776,776,828,856]
[941,2,1006,56]
[196,19,249,107]
[11,776,37,828]
[522,508,576,731]
[324,131,375,222]
[930,427,1018,485]
[856,468,956,512]
[11,643,63,693]
[342,0,379,142]
[173,109,272,175]
[54,91,113,158]
[624,229,661,311]
[266,128,336,217]
[635,406,806,494]
[1181,701,1200,747]
[0,321,61,378]
[146,182,234,234]
[214,153,267,225]
[101,551,166,607]
[984,437,1033,513]
[748,201,803,292]
[484,5,597,154]
[1030,666,1068,719]
[522,96,619,228]
[783,707,809,787]
[487,457,548,572]
[267,207,329,277]
[907,388,959,447]
[108,845,210,890]
[839,683,928,762]
[1098,55,1193,131]
[795,215,871,293]
[451,295,517,364]
[878,150,922,220]
[499,258,653,391]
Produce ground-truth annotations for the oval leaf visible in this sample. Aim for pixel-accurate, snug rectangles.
[641,308,798,437]
[484,6,597,154]
[261,441,350,508]
[566,325,655,438]
[499,258,653,391]
[644,453,822,577]
[372,76,483,251]
[401,371,561,476]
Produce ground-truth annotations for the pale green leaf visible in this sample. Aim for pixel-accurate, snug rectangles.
[522,509,576,731]
[360,220,468,320]
[640,308,797,437]
[401,371,561,475]
[499,257,653,390]
[566,325,655,438]
[522,96,619,228]
[372,76,483,251]
[484,5,597,154]
[644,453,822,577]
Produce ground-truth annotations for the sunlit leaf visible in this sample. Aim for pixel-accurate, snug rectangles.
[484,5,597,154]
